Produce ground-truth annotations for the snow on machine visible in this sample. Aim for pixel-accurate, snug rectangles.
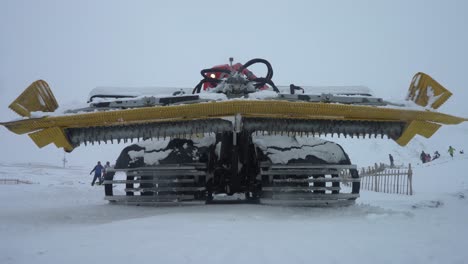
[1,58,466,206]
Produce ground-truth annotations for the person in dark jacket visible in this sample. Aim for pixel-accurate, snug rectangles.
[90,161,104,186]
[420,151,426,163]
[389,154,395,168]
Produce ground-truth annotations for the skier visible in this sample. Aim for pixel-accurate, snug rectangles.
[432,151,440,160]
[426,153,432,163]
[103,161,111,181]
[420,151,426,163]
[448,146,456,158]
[90,161,104,186]
[389,154,394,168]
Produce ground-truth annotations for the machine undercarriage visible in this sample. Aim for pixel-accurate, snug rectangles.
[104,133,360,206]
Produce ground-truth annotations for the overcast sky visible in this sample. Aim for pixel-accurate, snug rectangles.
[1,0,467,167]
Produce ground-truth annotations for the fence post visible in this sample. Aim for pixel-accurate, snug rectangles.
[386,173,389,193]
[401,170,408,195]
[357,162,412,195]
[375,172,379,192]
[408,163,413,195]
[396,172,400,194]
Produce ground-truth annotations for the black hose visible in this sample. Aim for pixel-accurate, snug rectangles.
[290,84,304,94]
[192,80,204,94]
[192,78,221,94]
[193,58,278,94]
[193,68,233,94]
[239,58,274,80]
[251,77,280,93]
[239,58,277,92]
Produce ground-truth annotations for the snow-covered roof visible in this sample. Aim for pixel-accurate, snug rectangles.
[88,85,374,101]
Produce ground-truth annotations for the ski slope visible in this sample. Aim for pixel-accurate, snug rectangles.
[1,154,468,264]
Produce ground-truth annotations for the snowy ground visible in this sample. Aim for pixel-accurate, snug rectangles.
[1,155,468,264]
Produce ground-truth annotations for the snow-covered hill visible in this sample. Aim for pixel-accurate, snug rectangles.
[326,123,468,167]
[1,156,468,264]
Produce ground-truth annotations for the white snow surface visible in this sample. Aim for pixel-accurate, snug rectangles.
[128,149,173,165]
[135,138,171,151]
[192,135,216,147]
[1,126,468,264]
[1,157,468,264]
[253,135,346,164]
[278,85,374,95]
[426,86,442,108]
[20,83,438,120]
[89,86,193,99]
[127,136,217,165]
[90,85,373,99]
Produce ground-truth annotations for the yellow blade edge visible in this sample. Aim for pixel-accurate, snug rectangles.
[395,120,442,146]
[9,80,59,117]
[28,127,74,152]
[1,100,467,135]
[406,72,452,109]
[1,99,466,152]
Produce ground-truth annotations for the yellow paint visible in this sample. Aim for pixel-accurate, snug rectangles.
[28,127,74,152]
[395,120,442,146]
[1,75,467,152]
[8,80,58,117]
[407,72,452,109]
[1,100,466,135]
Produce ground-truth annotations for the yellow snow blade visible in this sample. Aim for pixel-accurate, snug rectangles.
[406,72,452,109]
[2,100,467,135]
[395,120,442,146]
[1,100,467,151]
[28,127,74,152]
[8,80,58,117]
[1,74,467,152]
